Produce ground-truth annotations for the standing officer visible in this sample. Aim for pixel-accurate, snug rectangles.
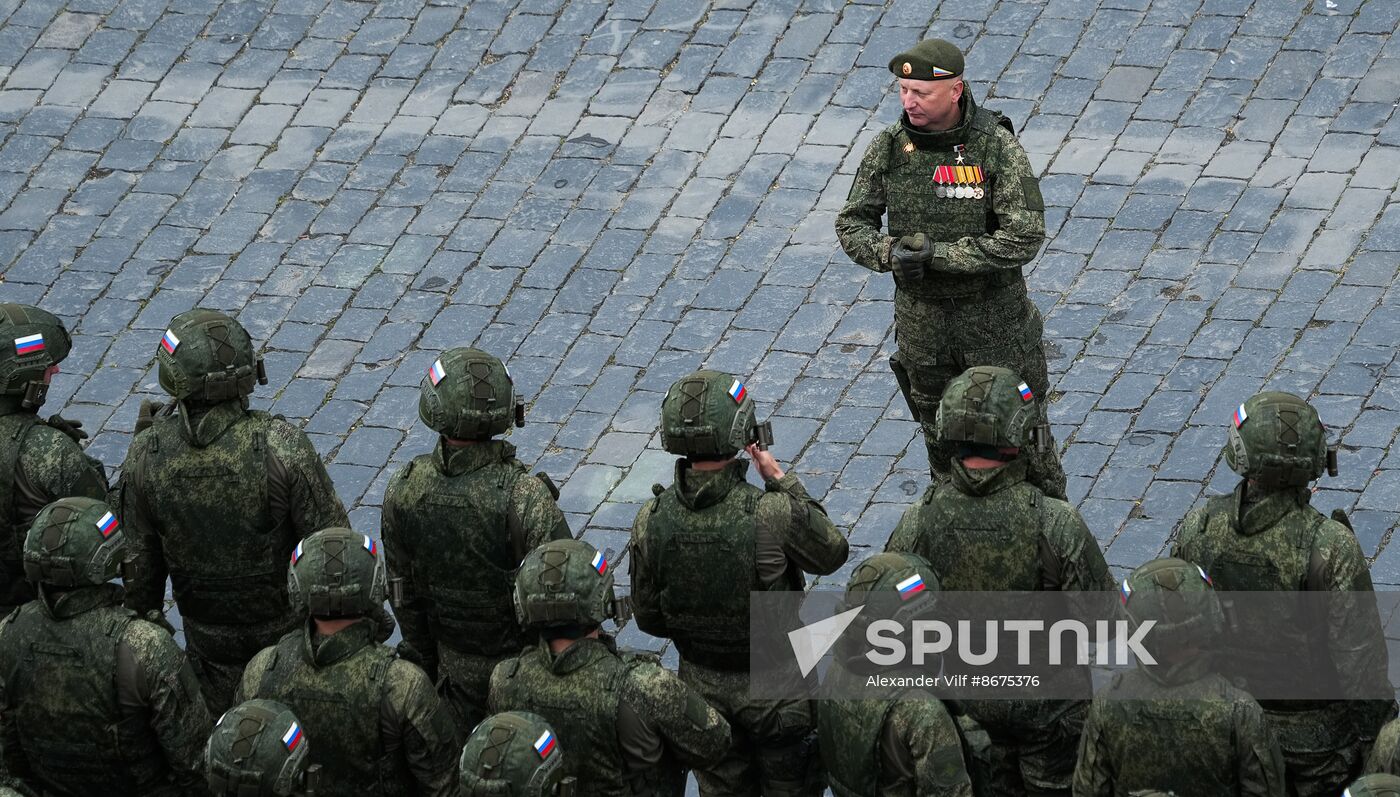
[886,365,1111,797]
[0,304,108,615]
[382,347,571,736]
[118,308,350,714]
[235,527,458,796]
[1172,392,1397,797]
[0,496,211,796]
[835,38,1064,500]
[490,538,733,796]
[630,370,849,796]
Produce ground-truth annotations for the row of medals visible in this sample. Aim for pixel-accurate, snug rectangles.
[936,183,985,199]
[934,160,984,199]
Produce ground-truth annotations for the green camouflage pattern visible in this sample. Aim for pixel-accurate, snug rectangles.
[458,711,566,797]
[934,366,1042,450]
[287,527,387,619]
[156,308,263,404]
[1221,392,1330,489]
[0,304,72,402]
[22,496,125,588]
[1117,557,1224,662]
[119,402,348,714]
[383,439,570,734]
[514,539,619,630]
[1366,718,1400,775]
[834,90,1063,499]
[0,410,109,614]
[236,620,457,797]
[490,637,731,797]
[1073,659,1285,795]
[1348,774,1400,796]
[0,584,211,796]
[417,347,520,440]
[205,699,312,797]
[660,370,758,459]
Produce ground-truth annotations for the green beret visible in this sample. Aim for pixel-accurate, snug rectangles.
[889,39,964,81]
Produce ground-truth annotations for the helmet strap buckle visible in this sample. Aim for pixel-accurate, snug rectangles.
[255,357,268,386]
[514,399,525,428]
[21,380,46,410]
[1326,445,1339,477]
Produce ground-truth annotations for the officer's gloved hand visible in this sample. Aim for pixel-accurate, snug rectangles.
[891,233,932,282]
[45,414,88,443]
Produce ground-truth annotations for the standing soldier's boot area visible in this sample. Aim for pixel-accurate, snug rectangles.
[834,38,1066,500]
[117,308,350,716]
[816,552,975,797]
[630,370,848,797]
[885,365,1112,797]
[0,496,212,796]
[205,699,319,797]
[0,304,109,616]
[490,538,732,796]
[235,527,459,797]
[382,347,571,740]
[1172,392,1397,797]
[459,711,576,797]
[1073,557,1286,797]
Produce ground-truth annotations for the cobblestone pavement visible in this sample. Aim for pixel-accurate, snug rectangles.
[2,0,1399,666]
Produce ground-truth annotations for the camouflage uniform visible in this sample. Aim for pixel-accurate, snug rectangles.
[383,347,571,737]
[1172,393,1396,797]
[490,539,733,796]
[834,42,1063,500]
[631,371,848,796]
[886,367,1111,797]
[119,309,349,715]
[1366,719,1400,775]
[816,553,975,797]
[1072,558,1286,797]
[235,528,458,797]
[205,699,317,796]
[0,497,211,796]
[0,304,108,615]
[1348,774,1400,796]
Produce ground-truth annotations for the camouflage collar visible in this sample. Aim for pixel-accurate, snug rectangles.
[177,399,247,448]
[1232,482,1309,536]
[899,91,976,151]
[948,456,1028,497]
[39,582,124,620]
[542,634,617,675]
[434,438,517,477]
[304,617,376,667]
[675,458,748,510]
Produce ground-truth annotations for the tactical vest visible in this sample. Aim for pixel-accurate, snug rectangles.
[0,413,39,606]
[884,108,1021,299]
[255,632,409,797]
[816,664,894,797]
[0,602,169,795]
[387,453,526,657]
[1180,494,1333,706]
[903,482,1045,591]
[493,643,636,796]
[643,480,762,670]
[136,410,288,626]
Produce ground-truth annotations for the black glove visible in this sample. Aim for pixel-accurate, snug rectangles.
[891,233,932,282]
[45,414,88,443]
[134,399,168,434]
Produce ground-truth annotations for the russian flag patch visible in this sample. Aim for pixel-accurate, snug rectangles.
[291,541,304,564]
[727,379,747,403]
[930,65,955,78]
[363,535,377,557]
[281,721,302,751]
[1119,579,1133,606]
[95,511,118,539]
[591,550,607,575]
[895,574,925,600]
[13,334,44,356]
[533,729,555,759]
[1233,403,1248,427]
[429,359,446,386]
[160,329,180,354]
[1017,382,1033,402]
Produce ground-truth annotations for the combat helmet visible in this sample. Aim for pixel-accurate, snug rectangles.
[288,528,388,619]
[661,370,761,459]
[514,539,621,631]
[459,711,572,797]
[156,308,266,404]
[22,497,125,588]
[1222,391,1335,489]
[1119,557,1224,661]
[419,347,523,440]
[934,366,1047,451]
[206,699,314,797]
[0,303,72,410]
[1346,775,1400,797]
[835,552,940,666]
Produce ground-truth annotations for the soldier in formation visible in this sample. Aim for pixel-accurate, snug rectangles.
[490,538,733,795]
[382,346,571,736]
[119,308,350,714]
[630,369,848,797]
[458,711,576,797]
[0,496,211,795]
[205,699,318,796]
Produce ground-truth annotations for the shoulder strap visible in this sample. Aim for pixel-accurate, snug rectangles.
[501,466,527,562]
